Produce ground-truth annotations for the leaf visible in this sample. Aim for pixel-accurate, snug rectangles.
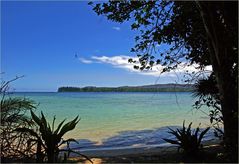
[215,127,224,135]
[198,127,210,144]
[54,119,66,134]
[35,111,52,142]
[52,115,56,132]
[156,60,161,64]
[168,128,181,141]
[133,65,139,70]
[195,126,200,137]
[128,58,133,63]
[163,138,180,145]
[186,122,193,134]
[15,127,39,138]
[41,111,48,128]
[58,116,80,138]
[61,138,79,146]
[131,23,140,29]
[182,120,186,133]
[30,110,42,126]
[210,117,214,124]
[88,1,93,5]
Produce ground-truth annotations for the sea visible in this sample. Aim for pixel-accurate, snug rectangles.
[12,92,216,150]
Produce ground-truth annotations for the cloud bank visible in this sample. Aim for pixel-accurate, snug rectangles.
[78,55,212,77]
[78,57,93,64]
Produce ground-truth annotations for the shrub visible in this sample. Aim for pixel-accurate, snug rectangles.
[1,77,37,161]
[163,121,210,156]
[16,110,92,163]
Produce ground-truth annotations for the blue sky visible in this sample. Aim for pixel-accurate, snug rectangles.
[1,1,196,92]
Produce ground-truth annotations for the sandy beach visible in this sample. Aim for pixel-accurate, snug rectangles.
[79,144,177,157]
[69,139,222,163]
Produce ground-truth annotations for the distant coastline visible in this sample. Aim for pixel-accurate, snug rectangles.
[58,84,194,92]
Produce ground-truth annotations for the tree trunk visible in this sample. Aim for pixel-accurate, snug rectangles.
[47,148,55,163]
[36,140,44,163]
[196,1,238,161]
[217,65,238,161]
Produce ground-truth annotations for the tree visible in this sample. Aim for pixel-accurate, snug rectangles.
[195,2,238,161]
[0,76,37,161]
[90,1,238,161]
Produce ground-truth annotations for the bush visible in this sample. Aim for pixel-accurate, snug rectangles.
[163,121,210,156]
[1,77,37,161]
[16,110,92,163]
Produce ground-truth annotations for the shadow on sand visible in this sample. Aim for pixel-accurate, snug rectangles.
[69,125,215,151]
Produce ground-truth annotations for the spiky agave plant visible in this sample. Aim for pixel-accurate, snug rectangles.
[16,110,92,163]
[163,121,210,156]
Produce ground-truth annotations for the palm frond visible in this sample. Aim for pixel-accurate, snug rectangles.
[1,98,36,112]
[192,76,218,98]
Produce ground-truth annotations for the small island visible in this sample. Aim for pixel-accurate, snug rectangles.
[58,84,194,92]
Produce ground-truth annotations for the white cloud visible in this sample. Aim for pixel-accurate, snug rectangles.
[78,57,93,64]
[91,55,162,76]
[92,55,132,67]
[112,26,121,31]
[79,55,212,77]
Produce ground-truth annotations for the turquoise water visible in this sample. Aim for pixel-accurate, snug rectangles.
[13,92,213,149]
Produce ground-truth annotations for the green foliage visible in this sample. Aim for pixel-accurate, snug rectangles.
[192,75,221,124]
[90,1,212,72]
[1,97,36,125]
[58,85,193,92]
[192,75,218,98]
[15,111,92,163]
[163,121,210,156]
[0,97,37,160]
[90,2,238,161]
[90,1,237,73]
[1,77,38,160]
[192,74,223,139]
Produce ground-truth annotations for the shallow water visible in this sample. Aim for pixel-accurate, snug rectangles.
[12,92,214,149]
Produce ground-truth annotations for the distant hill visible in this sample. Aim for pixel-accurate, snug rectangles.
[57,84,194,92]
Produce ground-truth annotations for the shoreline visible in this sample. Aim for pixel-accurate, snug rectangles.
[68,139,223,163]
[71,139,221,158]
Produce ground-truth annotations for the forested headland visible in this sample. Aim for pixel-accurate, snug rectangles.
[58,84,194,92]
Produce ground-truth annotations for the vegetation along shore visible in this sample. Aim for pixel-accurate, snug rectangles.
[58,84,194,92]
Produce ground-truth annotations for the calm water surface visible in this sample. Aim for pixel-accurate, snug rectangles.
[13,92,213,149]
